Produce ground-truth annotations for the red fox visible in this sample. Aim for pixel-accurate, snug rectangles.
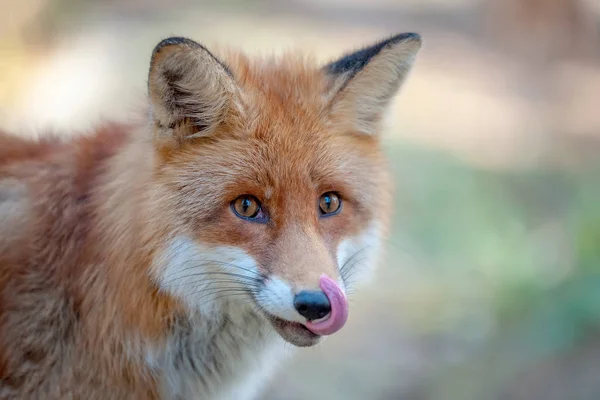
[0,33,421,399]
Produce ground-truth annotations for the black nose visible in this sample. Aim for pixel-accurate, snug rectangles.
[294,290,331,321]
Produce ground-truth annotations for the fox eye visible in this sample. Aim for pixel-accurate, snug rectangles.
[319,192,341,216]
[232,195,263,221]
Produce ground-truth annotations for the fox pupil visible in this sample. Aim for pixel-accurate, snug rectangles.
[242,198,251,212]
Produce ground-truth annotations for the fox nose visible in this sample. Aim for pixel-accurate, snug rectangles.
[293,290,331,321]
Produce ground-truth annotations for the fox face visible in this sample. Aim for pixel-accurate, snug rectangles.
[147,34,421,347]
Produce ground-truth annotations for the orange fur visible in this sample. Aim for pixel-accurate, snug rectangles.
[0,34,421,399]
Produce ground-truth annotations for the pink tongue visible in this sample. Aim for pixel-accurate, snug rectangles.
[304,274,349,336]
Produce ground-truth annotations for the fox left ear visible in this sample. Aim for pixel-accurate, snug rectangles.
[148,37,240,148]
[324,33,422,135]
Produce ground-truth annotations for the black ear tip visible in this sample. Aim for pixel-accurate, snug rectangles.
[388,32,422,46]
[325,32,422,76]
[151,37,202,60]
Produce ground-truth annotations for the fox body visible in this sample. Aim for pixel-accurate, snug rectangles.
[0,33,421,399]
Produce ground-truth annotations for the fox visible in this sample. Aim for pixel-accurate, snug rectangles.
[0,32,421,399]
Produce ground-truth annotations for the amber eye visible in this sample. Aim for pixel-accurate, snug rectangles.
[319,192,341,216]
[232,195,262,220]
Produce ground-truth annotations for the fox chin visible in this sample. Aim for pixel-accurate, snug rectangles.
[0,33,421,399]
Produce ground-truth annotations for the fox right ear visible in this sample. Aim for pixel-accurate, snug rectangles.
[324,33,421,136]
[148,37,239,147]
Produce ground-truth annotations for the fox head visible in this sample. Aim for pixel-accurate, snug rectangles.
[146,34,421,346]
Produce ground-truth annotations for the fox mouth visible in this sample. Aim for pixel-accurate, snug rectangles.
[264,313,322,347]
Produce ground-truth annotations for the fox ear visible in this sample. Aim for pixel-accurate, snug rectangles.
[148,37,238,146]
[324,33,421,135]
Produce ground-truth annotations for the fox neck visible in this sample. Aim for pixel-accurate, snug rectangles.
[79,129,174,341]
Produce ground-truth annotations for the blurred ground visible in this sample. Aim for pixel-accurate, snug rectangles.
[2,0,600,399]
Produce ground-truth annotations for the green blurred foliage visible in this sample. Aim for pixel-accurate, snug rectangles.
[383,142,600,398]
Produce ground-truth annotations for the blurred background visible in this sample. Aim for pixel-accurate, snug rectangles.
[2,0,600,398]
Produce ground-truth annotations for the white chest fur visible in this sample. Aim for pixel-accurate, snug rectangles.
[151,306,286,400]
